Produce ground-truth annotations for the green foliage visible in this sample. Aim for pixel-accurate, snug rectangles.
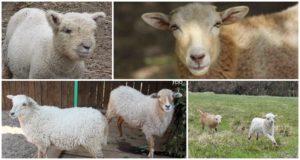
[162,82,187,157]
[189,92,298,158]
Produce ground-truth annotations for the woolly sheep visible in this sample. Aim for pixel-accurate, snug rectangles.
[106,86,183,158]
[5,8,106,79]
[248,113,278,146]
[7,94,108,158]
[199,109,222,132]
[142,3,298,79]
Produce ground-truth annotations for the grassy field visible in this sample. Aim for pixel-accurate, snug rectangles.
[188,92,298,158]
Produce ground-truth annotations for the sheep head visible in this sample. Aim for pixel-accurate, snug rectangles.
[150,89,182,112]
[215,115,222,124]
[6,95,38,119]
[265,113,277,125]
[46,10,106,60]
[142,3,248,76]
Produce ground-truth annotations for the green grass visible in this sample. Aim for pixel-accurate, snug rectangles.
[188,92,298,158]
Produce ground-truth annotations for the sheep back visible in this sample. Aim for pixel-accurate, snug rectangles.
[7,8,53,78]
[20,106,108,150]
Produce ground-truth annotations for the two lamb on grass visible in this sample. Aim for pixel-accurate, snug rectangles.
[7,86,183,158]
[142,3,298,79]
[4,8,106,79]
[199,110,278,146]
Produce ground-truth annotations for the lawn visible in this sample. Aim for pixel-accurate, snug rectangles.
[188,92,298,158]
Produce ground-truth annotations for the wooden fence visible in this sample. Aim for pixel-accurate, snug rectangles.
[2,81,182,110]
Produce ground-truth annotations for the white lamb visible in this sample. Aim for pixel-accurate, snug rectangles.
[5,8,106,78]
[7,94,108,158]
[248,113,278,146]
[106,86,183,158]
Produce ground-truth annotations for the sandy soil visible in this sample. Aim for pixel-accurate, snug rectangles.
[2,111,171,158]
[2,2,112,79]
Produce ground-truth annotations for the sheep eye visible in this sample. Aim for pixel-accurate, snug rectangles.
[22,103,26,106]
[170,24,179,31]
[214,22,222,28]
[63,28,72,34]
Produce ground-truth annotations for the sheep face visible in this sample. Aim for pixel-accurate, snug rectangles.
[6,95,34,119]
[46,11,106,60]
[151,89,183,112]
[215,115,222,124]
[142,3,248,76]
[265,113,276,125]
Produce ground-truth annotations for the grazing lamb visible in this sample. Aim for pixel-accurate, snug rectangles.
[7,95,108,158]
[248,113,278,146]
[199,109,222,132]
[142,3,298,79]
[5,8,106,79]
[106,86,183,158]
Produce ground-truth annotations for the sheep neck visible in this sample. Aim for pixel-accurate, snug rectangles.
[153,100,174,135]
[18,106,39,129]
[47,42,83,76]
[263,120,273,129]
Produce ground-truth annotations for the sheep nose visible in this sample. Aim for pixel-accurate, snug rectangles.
[82,45,90,50]
[165,105,171,109]
[190,54,205,63]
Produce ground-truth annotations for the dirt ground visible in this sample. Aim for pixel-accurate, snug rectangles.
[2,2,112,79]
[2,111,171,158]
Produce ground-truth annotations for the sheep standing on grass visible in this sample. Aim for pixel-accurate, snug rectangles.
[7,95,108,158]
[248,113,278,146]
[142,3,297,79]
[199,110,222,132]
[106,86,183,158]
[5,8,106,78]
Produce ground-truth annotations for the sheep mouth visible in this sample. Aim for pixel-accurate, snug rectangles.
[76,51,92,58]
[188,64,208,71]
[9,114,17,119]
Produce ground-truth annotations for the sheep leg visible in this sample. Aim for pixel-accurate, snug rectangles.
[84,141,104,158]
[265,134,277,146]
[215,128,218,132]
[37,145,48,158]
[117,116,124,137]
[256,133,259,140]
[146,135,155,158]
[248,130,253,140]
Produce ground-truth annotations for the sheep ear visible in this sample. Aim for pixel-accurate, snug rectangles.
[150,93,160,98]
[220,6,249,25]
[90,12,106,23]
[173,92,183,98]
[46,10,63,30]
[6,95,14,99]
[141,12,170,30]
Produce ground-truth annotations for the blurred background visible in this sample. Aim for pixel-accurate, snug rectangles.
[114,2,297,79]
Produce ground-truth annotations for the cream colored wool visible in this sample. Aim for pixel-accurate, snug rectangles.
[6,8,105,78]
[106,86,182,158]
[7,95,108,158]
